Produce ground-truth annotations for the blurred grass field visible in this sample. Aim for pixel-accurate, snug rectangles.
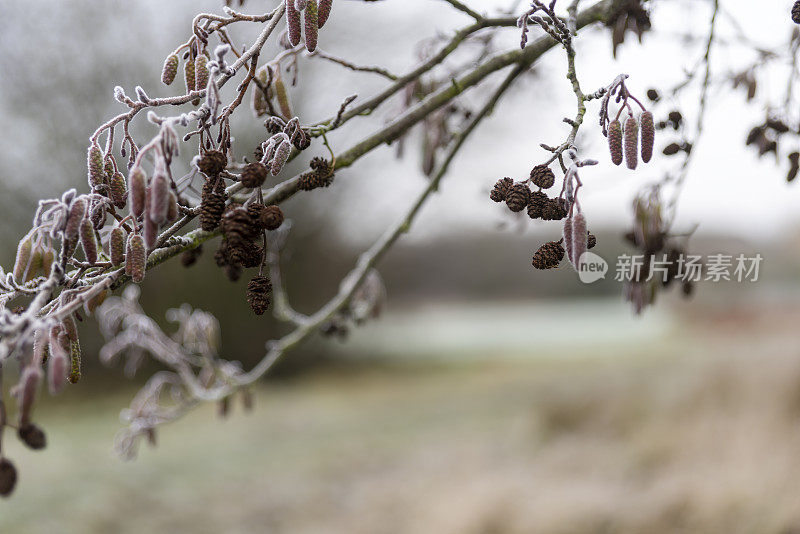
[3,299,800,533]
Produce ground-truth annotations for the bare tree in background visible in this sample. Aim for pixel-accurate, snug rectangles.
[0,0,797,497]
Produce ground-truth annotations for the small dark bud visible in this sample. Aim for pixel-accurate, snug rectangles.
[0,458,17,498]
[18,423,47,451]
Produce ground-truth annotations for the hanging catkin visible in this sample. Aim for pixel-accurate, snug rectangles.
[571,212,588,269]
[624,116,639,170]
[640,111,655,163]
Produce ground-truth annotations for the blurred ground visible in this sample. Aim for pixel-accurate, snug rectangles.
[3,299,800,534]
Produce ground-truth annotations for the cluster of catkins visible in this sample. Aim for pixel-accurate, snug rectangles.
[490,163,596,270]
[285,0,333,53]
[161,38,213,105]
[607,110,655,170]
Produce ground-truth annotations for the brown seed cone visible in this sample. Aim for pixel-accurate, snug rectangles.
[530,165,556,189]
[608,119,623,166]
[624,116,639,170]
[640,111,655,163]
[222,207,262,242]
[194,55,209,91]
[246,275,272,315]
[532,241,565,270]
[79,218,97,264]
[109,171,127,209]
[249,204,284,231]
[298,164,335,190]
[0,458,17,497]
[490,177,513,203]
[286,0,303,46]
[87,145,105,190]
[505,183,530,212]
[587,232,597,249]
[794,0,800,24]
[527,191,548,219]
[318,0,333,27]
[18,423,47,450]
[200,179,226,231]
[304,0,319,52]
[109,227,125,266]
[126,234,146,283]
[541,197,567,221]
[240,162,269,188]
[161,53,179,85]
[181,245,203,267]
[198,150,227,177]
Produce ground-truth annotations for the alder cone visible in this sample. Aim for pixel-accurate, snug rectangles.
[793,0,800,24]
[200,179,226,231]
[505,183,530,212]
[624,116,639,170]
[640,111,655,163]
[198,150,227,177]
[161,53,179,85]
[249,204,284,231]
[587,233,597,249]
[527,191,548,219]
[608,120,623,166]
[541,197,567,221]
[530,165,555,189]
[246,275,272,315]
[240,162,268,189]
[532,241,564,270]
[0,458,17,497]
[299,158,335,190]
[490,177,512,203]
